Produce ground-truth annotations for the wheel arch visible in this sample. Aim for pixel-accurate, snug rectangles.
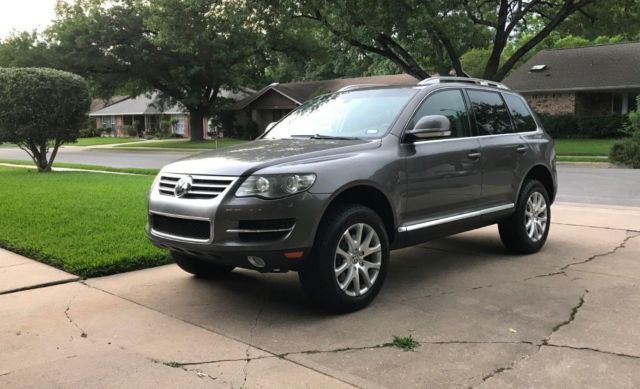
[315,183,397,244]
[520,165,556,203]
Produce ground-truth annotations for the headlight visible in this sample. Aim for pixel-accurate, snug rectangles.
[236,174,316,199]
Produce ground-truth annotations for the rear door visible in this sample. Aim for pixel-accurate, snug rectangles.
[402,88,482,229]
[466,89,525,207]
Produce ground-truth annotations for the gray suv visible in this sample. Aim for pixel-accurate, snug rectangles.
[147,76,557,312]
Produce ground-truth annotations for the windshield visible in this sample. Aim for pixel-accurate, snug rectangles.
[263,87,418,139]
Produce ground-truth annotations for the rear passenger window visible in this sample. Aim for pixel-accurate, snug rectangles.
[409,89,471,138]
[467,90,513,135]
[503,94,537,133]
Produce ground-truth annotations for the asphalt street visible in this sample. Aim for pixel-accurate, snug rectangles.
[1,146,639,207]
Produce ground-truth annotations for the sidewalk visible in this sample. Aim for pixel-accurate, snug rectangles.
[2,202,639,388]
[0,248,78,294]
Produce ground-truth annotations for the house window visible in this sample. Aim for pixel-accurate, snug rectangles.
[613,94,623,113]
[629,94,638,112]
[100,116,116,132]
[172,115,185,135]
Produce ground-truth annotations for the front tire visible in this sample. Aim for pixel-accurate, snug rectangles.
[499,180,551,254]
[171,251,235,278]
[299,204,390,313]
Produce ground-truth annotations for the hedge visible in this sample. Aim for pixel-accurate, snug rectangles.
[539,114,629,139]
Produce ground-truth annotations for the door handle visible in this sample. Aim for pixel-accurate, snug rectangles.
[516,145,528,154]
[467,151,481,160]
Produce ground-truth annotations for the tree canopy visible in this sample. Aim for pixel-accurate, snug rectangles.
[0,68,91,172]
[47,0,273,140]
[0,0,635,141]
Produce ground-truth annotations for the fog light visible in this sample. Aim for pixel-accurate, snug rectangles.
[247,256,266,268]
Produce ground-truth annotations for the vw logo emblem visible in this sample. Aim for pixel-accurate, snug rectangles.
[174,176,193,198]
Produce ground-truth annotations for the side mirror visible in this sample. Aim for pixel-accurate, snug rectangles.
[406,115,451,139]
[265,122,277,132]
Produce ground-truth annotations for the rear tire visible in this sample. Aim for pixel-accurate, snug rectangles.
[299,204,389,313]
[499,180,551,254]
[171,251,235,278]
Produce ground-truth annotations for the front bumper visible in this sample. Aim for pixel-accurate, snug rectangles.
[147,176,329,272]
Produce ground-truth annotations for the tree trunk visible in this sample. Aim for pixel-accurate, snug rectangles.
[189,111,205,141]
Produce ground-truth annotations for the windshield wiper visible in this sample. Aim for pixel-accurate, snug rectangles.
[310,134,361,140]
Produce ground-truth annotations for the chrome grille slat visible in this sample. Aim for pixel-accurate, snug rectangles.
[158,173,235,200]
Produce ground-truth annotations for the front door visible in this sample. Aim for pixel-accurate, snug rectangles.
[402,89,483,232]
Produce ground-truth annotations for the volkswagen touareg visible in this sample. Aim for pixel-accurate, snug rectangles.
[147,76,557,312]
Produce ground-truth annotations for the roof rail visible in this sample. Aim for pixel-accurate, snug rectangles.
[418,76,510,90]
[337,84,389,92]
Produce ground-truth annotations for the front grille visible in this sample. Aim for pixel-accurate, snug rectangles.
[151,214,211,241]
[158,174,234,199]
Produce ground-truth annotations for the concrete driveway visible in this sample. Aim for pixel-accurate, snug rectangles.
[2,202,640,388]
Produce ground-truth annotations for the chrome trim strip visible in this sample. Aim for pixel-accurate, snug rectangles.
[226,227,295,234]
[161,173,236,181]
[149,211,210,221]
[409,129,542,146]
[398,203,515,232]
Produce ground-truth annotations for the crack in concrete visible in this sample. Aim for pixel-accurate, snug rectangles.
[560,233,640,271]
[553,222,640,233]
[543,343,640,360]
[158,339,539,370]
[468,229,638,389]
[63,296,88,339]
[543,291,587,344]
[239,306,263,389]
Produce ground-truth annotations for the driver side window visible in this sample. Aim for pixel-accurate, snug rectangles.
[409,89,471,138]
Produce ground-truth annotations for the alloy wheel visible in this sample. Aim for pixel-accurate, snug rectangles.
[334,223,382,297]
[525,191,548,242]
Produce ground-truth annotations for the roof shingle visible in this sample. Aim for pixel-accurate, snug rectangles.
[503,42,640,93]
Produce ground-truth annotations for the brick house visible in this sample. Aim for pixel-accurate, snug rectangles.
[90,90,250,138]
[230,74,419,133]
[503,42,640,116]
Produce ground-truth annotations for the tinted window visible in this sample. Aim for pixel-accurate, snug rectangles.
[467,90,513,135]
[503,94,537,132]
[410,89,470,138]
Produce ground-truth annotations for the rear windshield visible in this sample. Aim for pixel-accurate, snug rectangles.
[263,88,418,139]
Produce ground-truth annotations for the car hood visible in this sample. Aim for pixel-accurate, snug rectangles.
[161,138,381,176]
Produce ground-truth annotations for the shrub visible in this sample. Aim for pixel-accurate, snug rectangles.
[0,68,90,172]
[78,128,101,138]
[610,132,640,168]
[123,124,138,137]
[539,114,628,139]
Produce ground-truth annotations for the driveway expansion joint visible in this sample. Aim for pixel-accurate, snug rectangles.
[0,277,80,296]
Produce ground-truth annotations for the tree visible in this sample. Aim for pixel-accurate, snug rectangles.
[555,0,640,40]
[0,68,90,172]
[48,0,269,141]
[0,32,58,68]
[279,0,595,81]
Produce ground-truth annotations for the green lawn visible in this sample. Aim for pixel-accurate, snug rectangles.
[72,137,144,146]
[553,138,620,156]
[116,138,248,149]
[0,166,170,277]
